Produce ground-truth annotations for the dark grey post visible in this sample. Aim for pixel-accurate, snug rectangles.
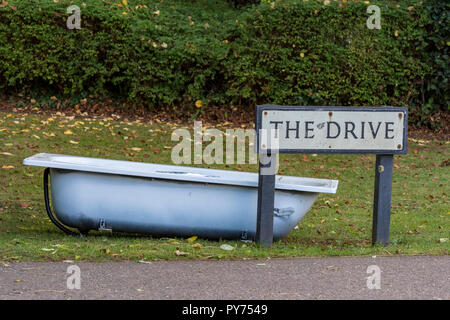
[372,154,394,246]
[256,152,276,246]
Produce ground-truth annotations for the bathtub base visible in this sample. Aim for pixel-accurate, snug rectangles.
[42,167,320,241]
[44,168,82,236]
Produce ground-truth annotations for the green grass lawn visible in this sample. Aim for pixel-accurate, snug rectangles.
[0,109,448,262]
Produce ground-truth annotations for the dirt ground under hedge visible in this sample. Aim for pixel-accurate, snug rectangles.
[0,97,448,141]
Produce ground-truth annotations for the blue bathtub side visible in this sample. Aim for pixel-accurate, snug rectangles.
[49,169,318,240]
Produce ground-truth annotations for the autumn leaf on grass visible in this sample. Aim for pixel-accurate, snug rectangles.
[64,130,74,135]
[186,236,198,242]
[175,249,189,256]
[220,244,234,251]
[69,140,79,145]
[2,165,15,169]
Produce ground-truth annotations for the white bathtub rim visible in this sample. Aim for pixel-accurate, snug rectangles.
[23,153,338,193]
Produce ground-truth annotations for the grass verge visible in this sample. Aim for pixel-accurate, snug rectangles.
[0,110,448,262]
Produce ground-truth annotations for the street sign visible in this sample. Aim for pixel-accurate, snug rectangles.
[255,105,408,247]
[256,106,408,154]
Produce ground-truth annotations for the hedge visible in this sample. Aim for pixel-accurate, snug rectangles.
[0,0,448,127]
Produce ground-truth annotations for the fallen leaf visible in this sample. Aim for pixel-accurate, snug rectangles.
[64,130,73,135]
[220,244,234,251]
[175,250,189,256]
[186,236,198,242]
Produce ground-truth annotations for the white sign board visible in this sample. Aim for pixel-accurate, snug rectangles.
[256,106,408,154]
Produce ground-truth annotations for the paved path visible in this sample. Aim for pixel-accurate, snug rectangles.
[0,255,448,300]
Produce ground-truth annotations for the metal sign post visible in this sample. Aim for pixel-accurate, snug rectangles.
[255,105,408,246]
[372,154,394,245]
[256,152,276,246]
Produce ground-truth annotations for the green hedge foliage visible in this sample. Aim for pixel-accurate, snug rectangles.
[0,0,447,126]
[418,0,449,126]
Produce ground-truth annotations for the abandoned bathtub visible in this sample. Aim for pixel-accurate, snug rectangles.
[23,153,338,240]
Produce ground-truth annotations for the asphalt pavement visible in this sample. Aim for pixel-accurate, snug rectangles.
[0,255,448,300]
